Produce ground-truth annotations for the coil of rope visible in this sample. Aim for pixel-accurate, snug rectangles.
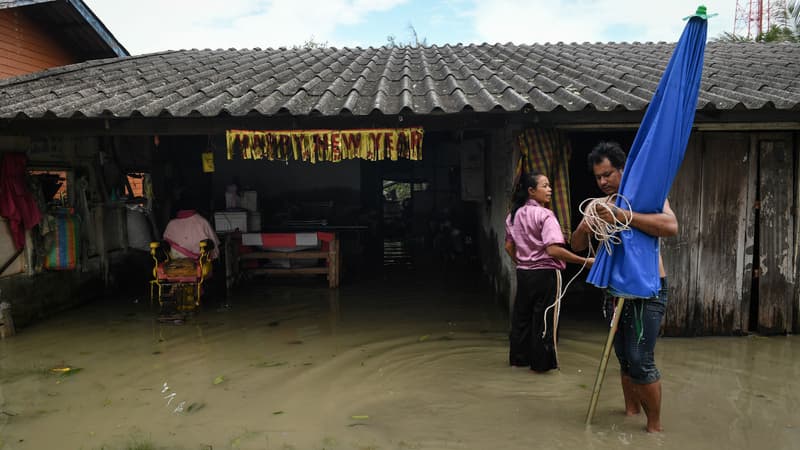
[542,194,634,340]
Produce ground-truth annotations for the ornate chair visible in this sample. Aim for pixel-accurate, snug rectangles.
[149,239,214,313]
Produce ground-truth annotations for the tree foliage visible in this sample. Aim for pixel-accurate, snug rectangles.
[714,0,799,42]
[293,36,328,49]
[386,24,428,48]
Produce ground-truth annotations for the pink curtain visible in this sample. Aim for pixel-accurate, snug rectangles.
[0,153,41,250]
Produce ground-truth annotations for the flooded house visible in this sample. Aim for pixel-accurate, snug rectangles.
[0,39,798,339]
[0,5,799,447]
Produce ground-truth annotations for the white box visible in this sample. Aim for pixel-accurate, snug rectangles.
[224,192,240,209]
[240,191,258,212]
[214,211,248,232]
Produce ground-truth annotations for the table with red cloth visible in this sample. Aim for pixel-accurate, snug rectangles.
[225,231,340,288]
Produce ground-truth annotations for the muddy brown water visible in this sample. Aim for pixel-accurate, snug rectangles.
[0,274,799,450]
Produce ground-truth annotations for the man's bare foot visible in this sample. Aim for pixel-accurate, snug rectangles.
[639,381,662,433]
[646,422,663,433]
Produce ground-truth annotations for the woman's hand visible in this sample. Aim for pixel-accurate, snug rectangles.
[585,257,595,267]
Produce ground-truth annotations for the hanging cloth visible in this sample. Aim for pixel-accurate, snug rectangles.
[0,152,42,250]
[514,128,573,240]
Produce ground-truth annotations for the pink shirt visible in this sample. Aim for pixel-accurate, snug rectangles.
[505,199,566,271]
[163,211,220,260]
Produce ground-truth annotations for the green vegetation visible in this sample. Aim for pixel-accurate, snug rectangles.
[716,1,800,42]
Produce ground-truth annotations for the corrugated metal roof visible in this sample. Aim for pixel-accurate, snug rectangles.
[0,42,797,119]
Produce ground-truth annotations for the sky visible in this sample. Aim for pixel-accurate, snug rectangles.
[83,0,738,55]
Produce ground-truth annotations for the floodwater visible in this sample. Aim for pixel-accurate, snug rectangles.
[1,270,799,450]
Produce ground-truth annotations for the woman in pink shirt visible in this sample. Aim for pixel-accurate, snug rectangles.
[505,172,593,372]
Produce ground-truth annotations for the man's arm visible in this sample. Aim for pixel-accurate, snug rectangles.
[605,199,678,238]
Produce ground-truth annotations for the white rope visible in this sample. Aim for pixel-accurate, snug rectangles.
[552,270,562,365]
[541,194,633,340]
[542,255,588,340]
[578,194,633,255]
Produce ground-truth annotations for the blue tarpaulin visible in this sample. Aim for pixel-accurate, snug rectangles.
[586,13,708,299]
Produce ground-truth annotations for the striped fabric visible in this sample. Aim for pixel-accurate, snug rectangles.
[44,212,79,270]
[514,128,573,240]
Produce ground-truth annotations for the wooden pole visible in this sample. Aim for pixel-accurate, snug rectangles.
[586,297,625,425]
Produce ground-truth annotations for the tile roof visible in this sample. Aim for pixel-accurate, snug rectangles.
[0,42,798,119]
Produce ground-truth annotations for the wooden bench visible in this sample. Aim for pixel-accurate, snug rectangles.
[237,233,341,288]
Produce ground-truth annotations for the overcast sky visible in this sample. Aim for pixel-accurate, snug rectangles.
[84,0,736,55]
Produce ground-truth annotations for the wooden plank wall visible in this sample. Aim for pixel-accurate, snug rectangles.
[665,131,799,336]
[757,134,795,334]
[662,135,703,335]
[795,132,800,334]
[663,132,756,335]
[0,9,77,79]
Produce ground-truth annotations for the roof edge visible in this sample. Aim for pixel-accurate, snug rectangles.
[66,0,129,57]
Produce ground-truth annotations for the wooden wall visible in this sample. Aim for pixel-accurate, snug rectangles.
[757,134,795,334]
[0,9,78,79]
[663,131,797,336]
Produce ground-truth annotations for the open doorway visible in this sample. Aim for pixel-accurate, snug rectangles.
[382,179,414,268]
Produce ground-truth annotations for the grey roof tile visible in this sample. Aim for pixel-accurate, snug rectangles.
[0,42,797,119]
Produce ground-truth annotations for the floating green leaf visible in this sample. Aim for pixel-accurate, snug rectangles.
[213,375,225,385]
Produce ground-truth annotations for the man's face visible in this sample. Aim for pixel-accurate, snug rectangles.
[592,158,622,195]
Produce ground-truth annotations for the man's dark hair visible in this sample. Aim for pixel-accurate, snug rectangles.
[587,141,627,171]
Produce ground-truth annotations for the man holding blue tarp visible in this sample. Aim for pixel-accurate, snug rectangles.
[571,141,678,433]
[573,6,712,432]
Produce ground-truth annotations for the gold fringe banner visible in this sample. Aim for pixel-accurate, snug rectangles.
[226,128,424,163]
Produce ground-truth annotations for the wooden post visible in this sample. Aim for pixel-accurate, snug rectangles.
[328,235,339,288]
[586,297,625,425]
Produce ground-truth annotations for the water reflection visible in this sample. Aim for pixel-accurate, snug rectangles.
[0,275,798,450]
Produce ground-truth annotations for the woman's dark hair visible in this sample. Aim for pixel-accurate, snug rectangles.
[587,141,627,171]
[510,171,544,224]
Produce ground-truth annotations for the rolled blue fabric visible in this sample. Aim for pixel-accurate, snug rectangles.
[587,16,707,299]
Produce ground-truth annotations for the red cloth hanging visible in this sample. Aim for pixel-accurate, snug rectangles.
[0,153,41,250]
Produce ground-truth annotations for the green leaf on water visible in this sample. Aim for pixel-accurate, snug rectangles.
[213,375,225,385]
[58,367,83,377]
[351,415,369,420]
[418,335,429,342]
[273,410,284,415]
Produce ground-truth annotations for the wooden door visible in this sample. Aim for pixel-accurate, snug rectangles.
[757,134,795,334]
[695,133,756,335]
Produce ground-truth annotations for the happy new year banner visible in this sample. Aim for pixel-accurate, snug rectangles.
[226,128,424,163]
